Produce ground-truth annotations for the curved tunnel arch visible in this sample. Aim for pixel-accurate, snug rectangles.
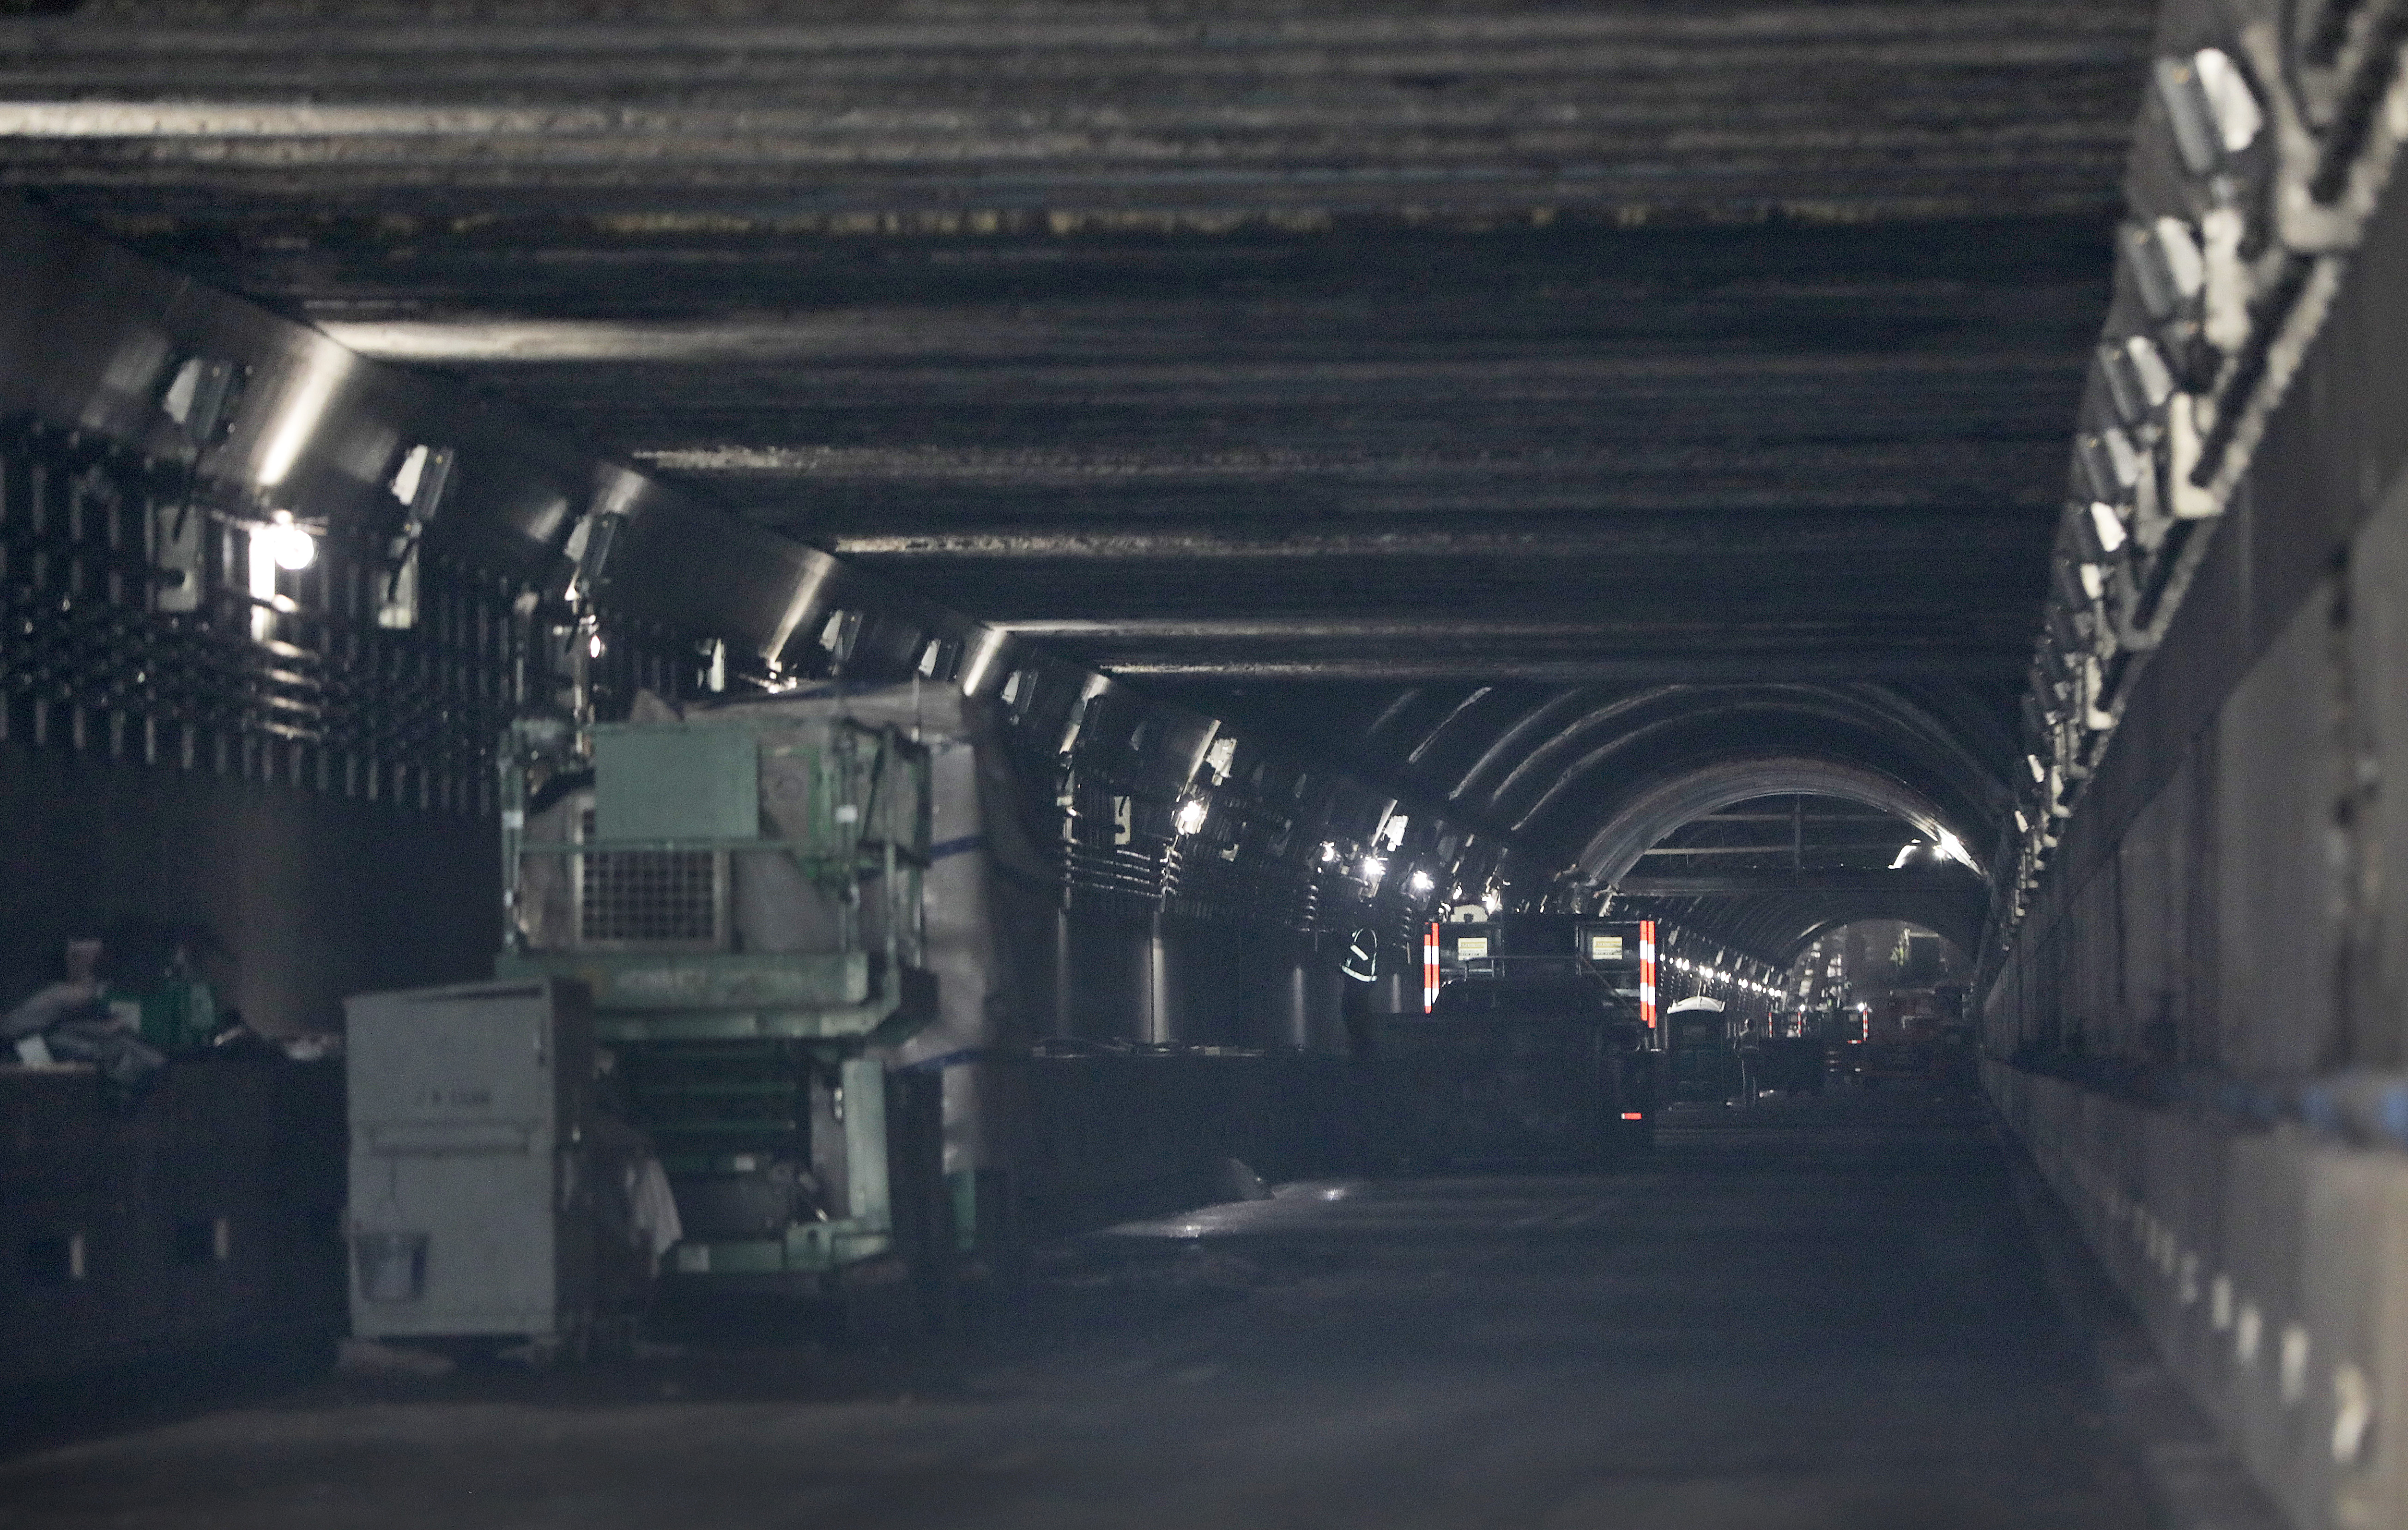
[1232,678,2021,959]
[1361,681,2015,858]
[1659,889,1989,967]
[1572,753,1986,888]
[1775,907,1984,965]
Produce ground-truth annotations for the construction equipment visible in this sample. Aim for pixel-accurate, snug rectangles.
[1374,913,1658,1168]
[496,698,946,1312]
[1663,996,1744,1104]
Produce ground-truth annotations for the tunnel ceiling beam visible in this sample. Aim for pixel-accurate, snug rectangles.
[0,6,2146,713]
[823,515,2055,563]
[0,1,2167,918]
[0,7,2155,223]
[1619,867,1984,896]
[1096,655,2028,682]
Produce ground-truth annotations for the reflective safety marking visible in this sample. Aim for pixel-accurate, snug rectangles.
[1640,920,1658,1029]
[1422,922,1440,1013]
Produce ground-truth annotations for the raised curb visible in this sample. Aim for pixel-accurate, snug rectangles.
[2001,1123,2292,1530]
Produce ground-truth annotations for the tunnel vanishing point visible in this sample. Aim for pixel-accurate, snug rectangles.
[2,4,2408,1529]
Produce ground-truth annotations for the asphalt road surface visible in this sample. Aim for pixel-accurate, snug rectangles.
[0,1087,2150,1530]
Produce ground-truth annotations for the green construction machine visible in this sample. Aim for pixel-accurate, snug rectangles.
[496,702,946,1312]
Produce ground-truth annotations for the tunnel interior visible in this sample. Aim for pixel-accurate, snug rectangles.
[2,4,2406,1528]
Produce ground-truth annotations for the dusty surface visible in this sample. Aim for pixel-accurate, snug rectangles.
[0,1087,2147,1530]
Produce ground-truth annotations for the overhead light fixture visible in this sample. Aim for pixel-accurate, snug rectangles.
[1174,798,1208,837]
[2088,500,2129,554]
[260,510,317,572]
[2191,48,2264,155]
[1889,843,1920,870]
[1936,829,1973,869]
[1407,870,1434,895]
[390,443,433,507]
[1482,889,1501,913]
[1319,841,1339,864]
[1361,855,1387,884]
[1204,735,1237,784]
[2124,335,2174,407]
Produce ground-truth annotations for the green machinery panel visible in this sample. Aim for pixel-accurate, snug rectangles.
[593,723,759,842]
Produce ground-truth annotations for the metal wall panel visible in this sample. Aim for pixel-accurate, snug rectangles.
[2346,471,2408,1068]
[2214,592,2342,1076]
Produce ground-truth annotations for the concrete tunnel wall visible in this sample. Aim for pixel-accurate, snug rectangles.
[1046,906,1353,1052]
[1981,146,2408,1530]
[0,740,496,1037]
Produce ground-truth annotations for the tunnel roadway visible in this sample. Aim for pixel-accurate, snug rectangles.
[0,1087,2149,1530]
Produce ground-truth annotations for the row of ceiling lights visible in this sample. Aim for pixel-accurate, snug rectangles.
[1665,956,1781,998]
[1169,784,1499,917]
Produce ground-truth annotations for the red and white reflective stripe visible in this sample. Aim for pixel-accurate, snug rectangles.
[1423,922,1440,1013]
[1639,919,1658,1029]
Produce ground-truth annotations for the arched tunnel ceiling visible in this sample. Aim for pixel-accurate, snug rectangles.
[0,1,2157,928]
[1607,791,1991,963]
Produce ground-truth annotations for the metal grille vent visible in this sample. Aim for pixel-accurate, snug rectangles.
[578,809,718,944]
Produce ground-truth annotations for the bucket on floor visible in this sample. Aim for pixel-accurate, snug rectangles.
[352,1229,429,1302]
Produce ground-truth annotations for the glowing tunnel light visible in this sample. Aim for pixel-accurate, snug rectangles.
[260,511,317,571]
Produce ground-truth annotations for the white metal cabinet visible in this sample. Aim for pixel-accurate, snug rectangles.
[345,978,594,1342]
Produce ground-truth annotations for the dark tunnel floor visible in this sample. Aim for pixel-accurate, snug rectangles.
[0,1087,2148,1530]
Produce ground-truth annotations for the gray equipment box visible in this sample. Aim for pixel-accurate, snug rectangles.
[345,978,596,1342]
